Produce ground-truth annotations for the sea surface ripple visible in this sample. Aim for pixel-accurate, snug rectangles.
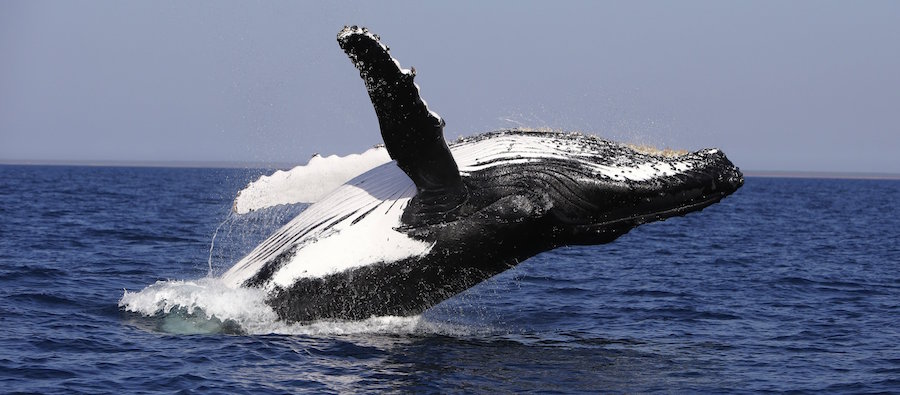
[0,165,898,393]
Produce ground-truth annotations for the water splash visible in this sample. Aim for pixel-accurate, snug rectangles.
[118,278,478,337]
[207,215,233,277]
[119,278,277,333]
[205,203,307,277]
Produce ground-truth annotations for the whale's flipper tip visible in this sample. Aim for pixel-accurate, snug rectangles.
[339,26,466,223]
[338,25,378,42]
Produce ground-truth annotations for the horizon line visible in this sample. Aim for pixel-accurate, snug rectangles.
[1,159,899,180]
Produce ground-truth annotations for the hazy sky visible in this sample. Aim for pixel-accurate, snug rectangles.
[2,1,899,173]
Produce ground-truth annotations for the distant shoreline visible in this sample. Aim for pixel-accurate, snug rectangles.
[1,160,899,180]
[742,170,900,180]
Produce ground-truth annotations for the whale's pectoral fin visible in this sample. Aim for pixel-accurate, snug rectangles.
[338,26,466,223]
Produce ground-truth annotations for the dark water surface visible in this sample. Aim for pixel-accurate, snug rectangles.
[1,165,898,393]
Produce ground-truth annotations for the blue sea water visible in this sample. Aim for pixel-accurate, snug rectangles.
[0,164,898,393]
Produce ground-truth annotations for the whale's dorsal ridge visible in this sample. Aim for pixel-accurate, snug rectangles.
[338,26,467,221]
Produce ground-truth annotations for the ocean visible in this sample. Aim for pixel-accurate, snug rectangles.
[0,164,898,393]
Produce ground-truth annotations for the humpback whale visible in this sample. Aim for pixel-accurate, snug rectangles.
[221,26,744,323]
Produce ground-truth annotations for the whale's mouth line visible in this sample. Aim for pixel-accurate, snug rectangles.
[580,191,732,231]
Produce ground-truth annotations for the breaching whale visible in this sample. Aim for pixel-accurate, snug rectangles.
[221,26,744,323]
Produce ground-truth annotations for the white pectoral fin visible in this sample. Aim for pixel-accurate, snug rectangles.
[232,146,391,214]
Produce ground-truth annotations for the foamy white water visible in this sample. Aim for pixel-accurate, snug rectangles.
[118,278,473,336]
[119,278,279,334]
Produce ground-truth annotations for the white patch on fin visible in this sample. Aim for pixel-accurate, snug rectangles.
[222,162,433,289]
[233,146,391,214]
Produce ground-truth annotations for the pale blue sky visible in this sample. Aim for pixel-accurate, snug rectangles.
[2,1,899,173]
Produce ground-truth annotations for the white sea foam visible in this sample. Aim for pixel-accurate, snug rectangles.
[119,278,473,336]
[119,278,278,334]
